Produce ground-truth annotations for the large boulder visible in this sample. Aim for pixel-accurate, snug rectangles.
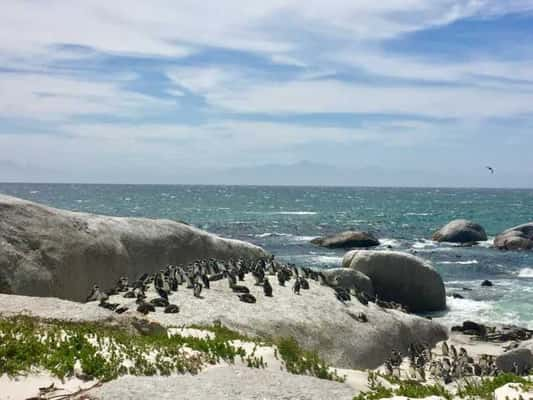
[496,339,533,374]
[88,366,356,400]
[321,268,375,297]
[432,219,487,243]
[343,250,446,313]
[311,231,379,248]
[0,194,266,301]
[494,223,533,250]
[0,273,448,370]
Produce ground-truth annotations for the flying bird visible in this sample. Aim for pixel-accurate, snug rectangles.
[486,166,494,174]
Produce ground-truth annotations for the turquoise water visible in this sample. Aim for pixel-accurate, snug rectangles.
[1,183,532,328]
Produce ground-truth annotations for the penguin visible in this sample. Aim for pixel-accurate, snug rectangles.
[299,277,310,290]
[156,286,169,300]
[263,277,273,297]
[277,270,287,286]
[293,278,301,295]
[193,282,203,298]
[137,302,155,315]
[115,306,129,314]
[150,297,169,307]
[450,344,458,360]
[98,300,119,311]
[384,361,394,376]
[86,285,108,303]
[441,341,449,357]
[164,304,180,314]
[208,273,224,282]
[231,284,250,294]
[201,274,210,289]
[238,293,256,303]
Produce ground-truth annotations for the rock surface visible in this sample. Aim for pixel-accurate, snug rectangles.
[0,194,266,301]
[343,250,446,312]
[496,339,533,374]
[0,272,448,370]
[432,219,487,243]
[321,268,375,297]
[494,222,533,250]
[311,231,379,248]
[88,366,356,400]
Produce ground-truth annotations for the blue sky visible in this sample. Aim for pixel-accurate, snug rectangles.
[1,1,533,187]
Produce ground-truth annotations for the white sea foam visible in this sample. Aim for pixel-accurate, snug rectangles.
[431,297,493,327]
[518,268,533,278]
[253,232,315,242]
[311,255,343,265]
[439,260,479,265]
[379,238,402,248]
[404,212,431,216]
[29,190,39,194]
[477,238,495,248]
[246,211,317,216]
[272,211,317,215]
[411,239,437,249]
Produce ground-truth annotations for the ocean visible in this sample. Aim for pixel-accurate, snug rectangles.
[1,183,532,328]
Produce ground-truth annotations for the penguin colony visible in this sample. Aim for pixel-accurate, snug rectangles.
[383,340,531,384]
[86,256,406,315]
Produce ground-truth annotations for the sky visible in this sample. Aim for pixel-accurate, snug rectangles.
[1,1,533,187]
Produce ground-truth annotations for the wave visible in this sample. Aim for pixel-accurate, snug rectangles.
[411,239,438,249]
[379,238,402,248]
[518,268,533,278]
[439,260,479,265]
[404,212,432,216]
[311,255,343,265]
[253,232,315,242]
[476,238,495,248]
[245,211,317,215]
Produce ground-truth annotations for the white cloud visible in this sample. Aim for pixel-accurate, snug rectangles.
[2,0,532,61]
[0,73,176,120]
[203,78,533,118]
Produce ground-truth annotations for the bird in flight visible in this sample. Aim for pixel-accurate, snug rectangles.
[486,166,494,174]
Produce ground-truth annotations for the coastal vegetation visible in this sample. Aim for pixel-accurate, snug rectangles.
[0,317,342,383]
[353,371,533,400]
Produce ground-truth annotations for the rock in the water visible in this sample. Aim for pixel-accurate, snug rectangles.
[432,219,487,243]
[343,250,446,313]
[311,231,379,249]
[0,194,267,301]
[321,268,375,297]
[481,280,493,287]
[494,222,533,250]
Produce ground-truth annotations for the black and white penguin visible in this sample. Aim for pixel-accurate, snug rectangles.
[150,297,169,307]
[293,278,301,295]
[164,304,180,314]
[263,277,273,297]
[238,293,256,303]
[193,282,203,298]
[137,302,155,315]
[86,285,108,303]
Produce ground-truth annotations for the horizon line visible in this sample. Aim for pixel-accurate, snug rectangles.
[1,181,532,191]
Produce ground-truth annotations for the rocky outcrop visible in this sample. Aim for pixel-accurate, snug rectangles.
[0,194,266,301]
[311,231,379,249]
[321,268,374,297]
[343,250,446,313]
[88,366,356,400]
[0,271,448,370]
[496,339,533,374]
[494,223,533,250]
[432,219,487,243]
